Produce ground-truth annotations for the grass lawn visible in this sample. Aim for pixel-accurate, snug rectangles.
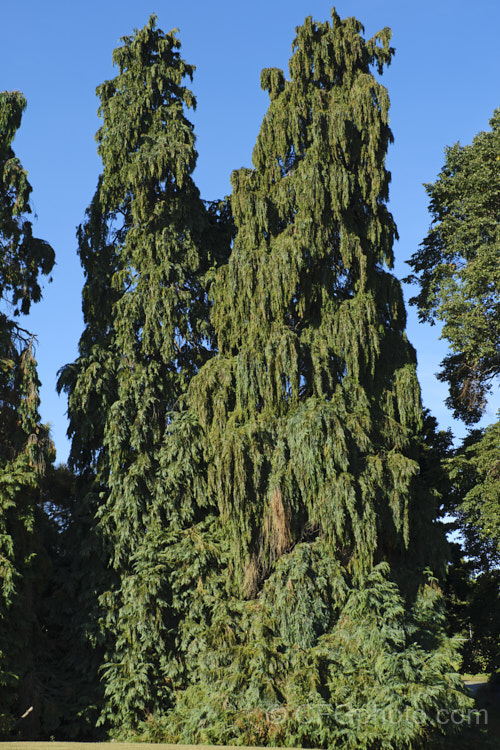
[0,745,285,750]
[463,673,489,684]
[1,745,282,750]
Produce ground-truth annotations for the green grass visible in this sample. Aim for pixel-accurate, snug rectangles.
[462,673,489,684]
[459,676,500,749]
[0,744,286,750]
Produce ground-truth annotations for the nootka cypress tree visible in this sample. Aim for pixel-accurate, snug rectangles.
[171,7,437,602]
[155,10,471,748]
[57,16,231,734]
[0,91,55,736]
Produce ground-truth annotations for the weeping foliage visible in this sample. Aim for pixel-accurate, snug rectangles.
[174,7,440,597]
[57,16,231,734]
[144,8,469,749]
[57,9,471,746]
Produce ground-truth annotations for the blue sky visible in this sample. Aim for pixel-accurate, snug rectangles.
[1,0,499,463]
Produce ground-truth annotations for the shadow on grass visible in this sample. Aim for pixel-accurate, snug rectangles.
[453,675,500,749]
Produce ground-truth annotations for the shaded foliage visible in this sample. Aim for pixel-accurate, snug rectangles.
[448,424,500,560]
[0,91,55,737]
[408,108,500,682]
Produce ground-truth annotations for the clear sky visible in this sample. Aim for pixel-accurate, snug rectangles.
[1,0,499,463]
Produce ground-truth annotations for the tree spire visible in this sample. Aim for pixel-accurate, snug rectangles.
[58,17,231,732]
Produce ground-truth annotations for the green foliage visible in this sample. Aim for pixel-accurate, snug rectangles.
[55,9,471,745]
[0,91,55,736]
[0,91,54,315]
[57,15,231,735]
[0,343,58,738]
[442,426,500,676]
[0,339,43,717]
[169,6,442,598]
[444,544,500,676]
[138,564,471,750]
[29,464,108,740]
[406,110,500,424]
[447,423,500,557]
[136,8,467,748]
[407,102,500,683]
[465,571,500,674]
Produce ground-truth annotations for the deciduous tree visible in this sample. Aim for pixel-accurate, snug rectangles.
[406,111,500,424]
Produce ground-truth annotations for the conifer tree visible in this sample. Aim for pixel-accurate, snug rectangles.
[0,91,55,736]
[150,10,471,748]
[54,180,123,737]
[57,17,231,733]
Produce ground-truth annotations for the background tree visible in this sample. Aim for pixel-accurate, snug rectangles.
[406,110,500,425]
[57,16,231,735]
[149,10,471,748]
[406,114,500,549]
[448,423,500,558]
[0,91,55,737]
[445,427,500,675]
[407,106,500,677]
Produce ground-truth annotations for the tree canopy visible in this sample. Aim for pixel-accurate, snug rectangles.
[406,110,500,424]
[138,9,470,748]
[0,92,54,315]
[407,101,500,689]
[407,109,500,558]
[2,9,493,748]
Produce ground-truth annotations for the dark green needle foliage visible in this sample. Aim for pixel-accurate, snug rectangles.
[144,9,470,748]
[0,91,55,736]
[444,426,500,677]
[0,335,51,736]
[57,16,231,734]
